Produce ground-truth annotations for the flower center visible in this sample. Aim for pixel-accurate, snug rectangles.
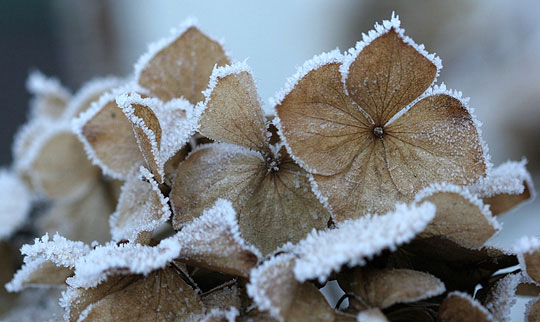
[373,126,384,139]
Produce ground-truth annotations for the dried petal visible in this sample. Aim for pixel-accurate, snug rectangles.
[136,20,230,103]
[201,285,241,313]
[515,236,540,285]
[415,183,500,249]
[438,292,494,322]
[64,77,123,120]
[339,267,445,309]
[110,167,170,244]
[26,71,71,119]
[526,297,540,322]
[199,62,267,151]
[0,169,31,240]
[482,273,520,322]
[247,254,338,322]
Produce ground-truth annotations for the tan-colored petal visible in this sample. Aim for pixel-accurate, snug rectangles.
[482,273,520,322]
[64,77,123,120]
[29,130,99,200]
[37,182,113,244]
[26,71,71,119]
[199,63,267,151]
[175,199,260,277]
[438,292,494,322]
[201,285,242,312]
[171,143,265,227]
[527,297,540,322]
[163,145,189,183]
[515,237,540,285]
[247,254,338,321]
[275,60,371,176]
[110,167,170,244]
[516,282,540,297]
[415,184,500,249]
[339,267,445,309]
[345,28,438,125]
[484,187,532,216]
[63,267,203,322]
[76,94,145,179]
[8,260,73,290]
[136,25,230,103]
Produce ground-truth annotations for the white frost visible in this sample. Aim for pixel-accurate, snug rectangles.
[470,159,535,200]
[63,76,123,120]
[0,168,31,239]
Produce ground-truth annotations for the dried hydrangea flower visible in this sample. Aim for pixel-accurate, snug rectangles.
[274,14,488,221]
[171,62,329,255]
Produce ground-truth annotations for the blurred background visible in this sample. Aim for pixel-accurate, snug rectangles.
[1,0,538,318]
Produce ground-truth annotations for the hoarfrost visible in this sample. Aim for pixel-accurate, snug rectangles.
[0,168,32,239]
[470,159,535,199]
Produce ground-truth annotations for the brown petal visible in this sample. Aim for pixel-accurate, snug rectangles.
[201,285,242,312]
[77,94,145,179]
[416,184,500,249]
[64,77,123,120]
[482,273,520,322]
[527,297,540,322]
[37,182,113,244]
[516,237,540,285]
[63,267,203,322]
[136,25,230,103]
[275,60,371,176]
[438,292,494,322]
[199,63,267,151]
[175,199,260,277]
[110,167,170,244]
[345,28,438,125]
[29,130,99,200]
[247,254,338,321]
[339,267,445,309]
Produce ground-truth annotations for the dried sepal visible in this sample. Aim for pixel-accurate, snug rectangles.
[36,182,113,244]
[481,273,520,322]
[247,254,340,322]
[338,267,445,310]
[274,16,487,221]
[438,292,494,322]
[199,62,267,151]
[175,199,260,277]
[26,71,71,119]
[135,18,230,103]
[293,202,435,283]
[109,167,171,244]
[526,297,540,322]
[415,183,500,249]
[515,236,540,285]
[470,160,536,215]
[6,233,91,292]
[0,168,31,240]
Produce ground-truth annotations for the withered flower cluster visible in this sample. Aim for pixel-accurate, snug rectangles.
[0,14,538,322]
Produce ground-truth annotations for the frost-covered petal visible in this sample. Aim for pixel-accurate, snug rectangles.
[338,267,445,309]
[73,89,145,180]
[36,182,113,244]
[515,236,540,285]
[63,77,123,120]
[470,160,535,215]
[438,291,495,322]
[135,20,230,104]
[415,183,500,249]
[343,16,439,125]
[0,169,32,240]
[174,199,260,277]
[482,273,520,322]
[247,254,339,322]
[110,167,170,244]
[199,62,268,151]
[293,202,435,283]
[201,285,241,314]
[26,71,71,119]
[526,297,540,322]
[62,267,203,322]
[274,54,371,177]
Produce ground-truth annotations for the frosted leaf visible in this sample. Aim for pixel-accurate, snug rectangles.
[26,70,71,119]
[482,273,520,322]
[515,236,540,285]
[0,169,31,240]
[275,17,487,222]
[135,18,230,104]
[37,182,113,244]
[356,308,389,322]
[63,76,123,120]
[199,61,268,151]
[110,167,170,244]
[526,297,540,322]
[68,234,182,289]
[16,121,99,200]
[5,233,91,292]
[293,202,436,283]
[200,307,239,322]
[247,254,340,322]
[73,85,147,180]
[438,291,495,322]
[171,143,329,255]
[415,183,501,249]
[338,267,445,310]
[175,199,260,277]
[470,160,535,215]
[61,267,203,322]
